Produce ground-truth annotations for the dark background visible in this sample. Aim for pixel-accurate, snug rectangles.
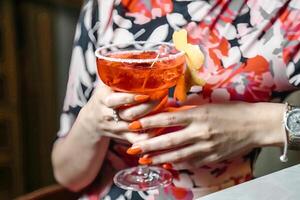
[0,0,81,199]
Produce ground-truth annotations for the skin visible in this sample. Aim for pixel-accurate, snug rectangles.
[51,85,156,191]
[51,84,286,191]
[132,102,286,168]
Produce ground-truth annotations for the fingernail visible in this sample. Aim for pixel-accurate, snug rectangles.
[134,95,149,103]
[139,156,152,165]
[151,95,168,113]
[162,163,173,170]
[128,121,142,131]
[126,146,143,155]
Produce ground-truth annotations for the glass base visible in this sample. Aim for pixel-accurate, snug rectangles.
[113,166,172,191]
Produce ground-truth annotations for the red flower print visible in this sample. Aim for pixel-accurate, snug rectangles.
[151,0,173,16]
[121,0,151,17]
[164,186,194,200]
[121,0,173,19]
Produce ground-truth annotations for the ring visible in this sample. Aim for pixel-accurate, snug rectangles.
[112,109,120,123]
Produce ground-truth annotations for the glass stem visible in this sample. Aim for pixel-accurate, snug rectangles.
[137,165,150,178]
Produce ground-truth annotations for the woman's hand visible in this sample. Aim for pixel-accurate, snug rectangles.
[128,102,286,167]
[52,84,159,191]
[77,84,160,143]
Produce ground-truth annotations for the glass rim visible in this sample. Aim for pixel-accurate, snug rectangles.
[95,41,185,64]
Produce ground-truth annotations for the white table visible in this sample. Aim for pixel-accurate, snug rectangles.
[198,164,300,200]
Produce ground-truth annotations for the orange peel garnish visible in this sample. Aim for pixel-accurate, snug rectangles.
[173,29,205,70]
[173,29,188,51]
[184,44,204,70]
[172,29,206,101]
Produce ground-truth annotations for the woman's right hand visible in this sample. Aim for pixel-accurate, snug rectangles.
[75,84,159,143]
[52,84,160,191]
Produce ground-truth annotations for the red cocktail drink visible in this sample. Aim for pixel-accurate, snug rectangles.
[95,42,184,191]
[96,42,185,100]
[97,51,185,93]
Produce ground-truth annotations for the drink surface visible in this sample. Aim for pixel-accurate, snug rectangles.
[97,51,185,94]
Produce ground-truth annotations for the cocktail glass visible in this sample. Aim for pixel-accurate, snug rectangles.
[95,41,185,191]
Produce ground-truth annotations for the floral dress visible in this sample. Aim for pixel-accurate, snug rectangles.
[56,0,300,199]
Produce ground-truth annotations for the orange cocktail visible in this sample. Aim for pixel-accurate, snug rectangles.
[95,42,185,191]
[96,42,185,100]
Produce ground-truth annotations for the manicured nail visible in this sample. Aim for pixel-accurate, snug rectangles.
[151,95,168,113]
[126,146,142,155]
[162,163,173,170]
[139,156,152,165]
[134,95,150,103]
[128,121,142,131]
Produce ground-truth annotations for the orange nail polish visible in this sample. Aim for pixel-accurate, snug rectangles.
[126,146,143,155]
[139,156,152,165]
[128,121,142,131]
[134,95,149,103]
[162,163,173,170]
[151,95,168,113]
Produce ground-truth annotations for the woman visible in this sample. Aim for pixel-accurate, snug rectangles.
[51,0,300,199]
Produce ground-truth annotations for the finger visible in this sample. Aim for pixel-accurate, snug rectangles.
[192,154,221,167]
[163,105,197,112]
[128,111,190,131]
[118,101,159,121]
[93,84,113,102]
[150,143,214,164]
[131,128,194,153]
[98,120,130,133]
[100,131,144,142]
[102,93,149,108]
[102,131,125,140]
[99,105,115,121]
[121,132,152,144]
[140,110,190,128]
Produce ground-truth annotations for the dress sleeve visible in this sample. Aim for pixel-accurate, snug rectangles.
[287,52,300,88]
[57,0,99,138]
[285,3,300,88]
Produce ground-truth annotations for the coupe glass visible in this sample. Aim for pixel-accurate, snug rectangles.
[95,41,185,191]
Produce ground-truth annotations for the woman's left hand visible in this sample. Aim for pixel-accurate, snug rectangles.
[128,102,285,167]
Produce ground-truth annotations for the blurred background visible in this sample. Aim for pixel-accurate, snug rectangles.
[0,0,300,199]
[1,0,80,199]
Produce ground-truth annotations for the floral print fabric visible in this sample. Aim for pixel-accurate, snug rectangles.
[57,0,300,199]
